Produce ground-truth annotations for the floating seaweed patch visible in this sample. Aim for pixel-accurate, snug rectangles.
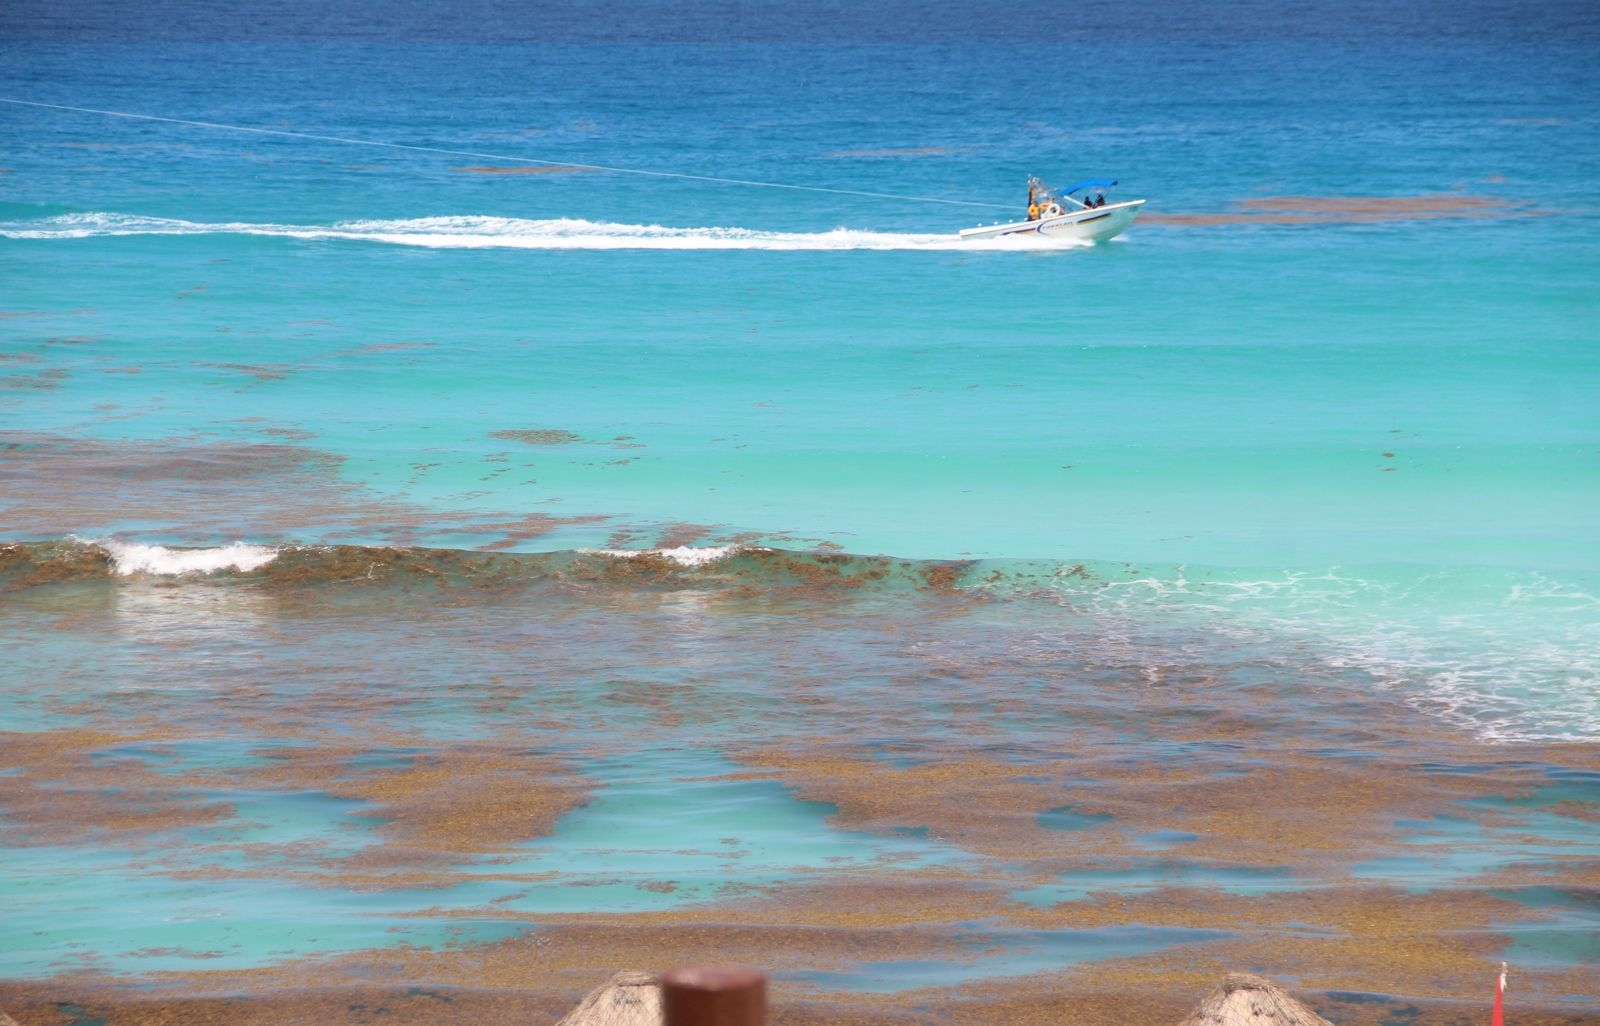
[0,540,115,589]
[1143,194,1551,226]
[0,730,237,847]
[0,432,607,545]
[0,368,69,390]
[195,361,296,382]
[337,341,437,355]
[249,744,596,860]
[489,428,588,445]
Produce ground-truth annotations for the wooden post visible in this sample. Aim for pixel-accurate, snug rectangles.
[661,966,767,1026]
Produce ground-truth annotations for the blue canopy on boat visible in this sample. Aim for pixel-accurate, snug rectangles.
[1061,178,1117,194]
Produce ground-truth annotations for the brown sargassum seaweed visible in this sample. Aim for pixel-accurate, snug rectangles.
[2,718,1595,1025]
[1,570,1596,1026]
[1143,193,1554,226]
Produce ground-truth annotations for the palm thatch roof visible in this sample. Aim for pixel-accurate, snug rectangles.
[1178,973,1335,1026]
[555,970,662,1026]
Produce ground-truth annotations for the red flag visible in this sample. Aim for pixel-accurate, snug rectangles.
[1492,964,1506,1026]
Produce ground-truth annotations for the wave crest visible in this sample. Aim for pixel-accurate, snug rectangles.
[99,539,281,576]
[2,539,1593,742]
[580,545,745,567]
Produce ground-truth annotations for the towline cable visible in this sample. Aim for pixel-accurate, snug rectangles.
[0,97,1015,210]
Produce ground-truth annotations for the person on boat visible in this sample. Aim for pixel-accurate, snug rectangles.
[1027,179,1040,221]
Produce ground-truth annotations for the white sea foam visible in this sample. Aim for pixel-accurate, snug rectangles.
[99,540,281,577]
[581,545,745,567]
[1038,563,1600,744]
[1,212,1090,252]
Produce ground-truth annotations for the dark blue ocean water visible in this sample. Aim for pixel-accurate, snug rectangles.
[1,0,1598,1011]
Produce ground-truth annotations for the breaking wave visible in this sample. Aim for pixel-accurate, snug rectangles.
[2,538,1595,743]
[97,539,282,576]
[579,544,744,566]
[0,212,1091,251]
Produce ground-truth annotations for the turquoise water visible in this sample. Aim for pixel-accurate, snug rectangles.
[2,748,953,977]
[2,0,1598,1007]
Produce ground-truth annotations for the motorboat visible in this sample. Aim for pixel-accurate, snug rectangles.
[960,176,1144,243]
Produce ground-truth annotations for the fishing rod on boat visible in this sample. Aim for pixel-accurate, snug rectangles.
[0,97,1015,211]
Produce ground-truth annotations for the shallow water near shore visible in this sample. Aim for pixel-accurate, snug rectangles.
[3,0,1599,1021]
[2,542,1598,1018]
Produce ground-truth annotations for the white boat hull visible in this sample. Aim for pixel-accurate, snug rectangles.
[959,199,1145,243]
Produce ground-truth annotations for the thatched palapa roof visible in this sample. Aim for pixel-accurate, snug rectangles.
[1178,973,1335,1026]
[556,970,663,1026]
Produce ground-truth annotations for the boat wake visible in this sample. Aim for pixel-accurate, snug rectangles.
[1,212,1091,251]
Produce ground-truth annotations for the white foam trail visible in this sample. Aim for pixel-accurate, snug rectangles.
[1,212,1089,252]
[99,540,281,577]
[582,545,745,567]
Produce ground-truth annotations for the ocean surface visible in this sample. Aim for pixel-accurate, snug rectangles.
[2,0,1598,1023]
